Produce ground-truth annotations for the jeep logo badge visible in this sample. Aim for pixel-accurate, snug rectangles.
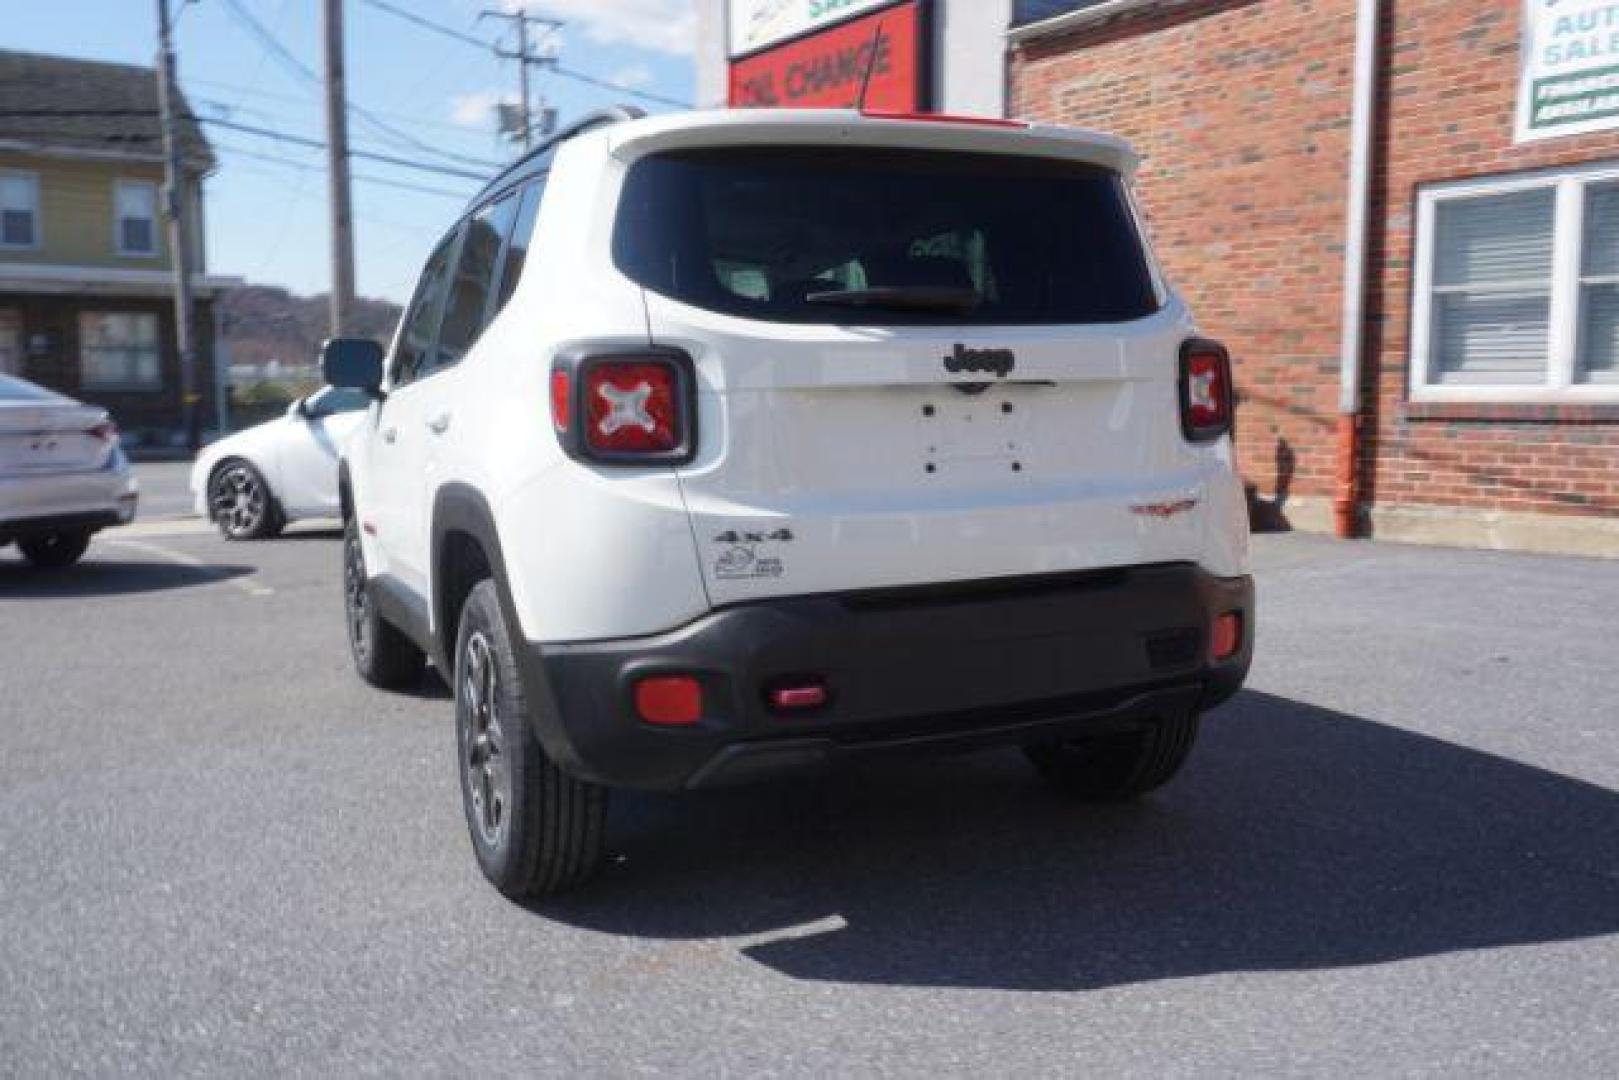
[944,344,1015,378]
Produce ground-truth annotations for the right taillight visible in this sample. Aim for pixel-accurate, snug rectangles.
[1178,338,1234,443]
[551,349,696,465]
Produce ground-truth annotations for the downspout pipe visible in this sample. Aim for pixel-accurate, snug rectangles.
[1335,0,1382,538]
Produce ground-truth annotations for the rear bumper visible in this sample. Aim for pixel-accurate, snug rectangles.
[0,463,137,540]
[524,564,1253,791]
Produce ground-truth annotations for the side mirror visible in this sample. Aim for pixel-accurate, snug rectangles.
[321,338,385,398]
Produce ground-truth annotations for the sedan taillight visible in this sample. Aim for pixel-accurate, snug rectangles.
[551,350,695,465]
[1178,339,1234,443]
[88,420,118,443]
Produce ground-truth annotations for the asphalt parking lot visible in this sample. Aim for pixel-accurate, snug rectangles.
[2,464,1617,1075]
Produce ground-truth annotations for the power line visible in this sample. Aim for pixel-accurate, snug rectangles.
[202,116,492,180]
[359,0,489,50]
[188,77,480,136]
[356,0,692,110]
[215,0,501,171]
[212,141,476,199]
[551,64,691,110]
[0,108,493,182]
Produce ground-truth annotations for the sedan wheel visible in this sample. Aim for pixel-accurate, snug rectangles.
[208,461,281,540]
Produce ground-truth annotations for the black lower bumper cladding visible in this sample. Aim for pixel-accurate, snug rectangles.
[522,564,1254,791]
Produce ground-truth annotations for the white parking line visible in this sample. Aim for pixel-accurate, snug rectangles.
[105,537,276,598]
[114,518,215,539]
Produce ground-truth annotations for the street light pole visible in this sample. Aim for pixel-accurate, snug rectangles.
[154,0,200,451]
[323,0,356,336]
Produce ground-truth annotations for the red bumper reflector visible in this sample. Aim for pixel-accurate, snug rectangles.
[635,676,703,726]
[769,684,828,711]
[1212,612,1243,662]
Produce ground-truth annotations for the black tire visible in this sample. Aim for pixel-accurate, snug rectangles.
[1025,710,1201,802]
[455,578,606,899]
[17,530,92,569]
[208,458,284,540]
[343,516,425,689]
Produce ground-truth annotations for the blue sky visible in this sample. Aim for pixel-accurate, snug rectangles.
[9,0,695,304]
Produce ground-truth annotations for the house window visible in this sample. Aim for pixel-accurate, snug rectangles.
[1412,162,1619,402]
[115,180,159,256]
[79,312,162,391]
[0,171,39,249]
[1580,183,1619,384]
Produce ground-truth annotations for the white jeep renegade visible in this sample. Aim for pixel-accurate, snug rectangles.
[325,107,1254,899]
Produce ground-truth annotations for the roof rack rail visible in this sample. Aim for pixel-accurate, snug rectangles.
[470,105,648,204]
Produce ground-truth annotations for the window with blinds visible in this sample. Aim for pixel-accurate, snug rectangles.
[114,181,158,257]
[1414,164,1619,401]
[1580,183,1618,384]
[0,172,38,249]
[1430,189,1554,384]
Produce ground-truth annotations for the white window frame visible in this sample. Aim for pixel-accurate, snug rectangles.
[1410,160,1619,404]
[112,179,160,258]
[78,310,163,393]
[0,169,41,251]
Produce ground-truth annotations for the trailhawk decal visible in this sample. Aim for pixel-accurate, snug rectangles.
[712,529,792,581]
[1131,497,1200,519]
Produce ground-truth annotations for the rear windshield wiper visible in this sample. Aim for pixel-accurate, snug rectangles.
[804,286,982,314]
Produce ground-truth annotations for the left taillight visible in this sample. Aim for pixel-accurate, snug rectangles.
[88,419,118,443]
[1178,338,1234,443]
[551,350,695,465]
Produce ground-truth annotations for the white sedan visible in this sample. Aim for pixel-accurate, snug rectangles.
[0,373,137,567]
[191,386,370,540]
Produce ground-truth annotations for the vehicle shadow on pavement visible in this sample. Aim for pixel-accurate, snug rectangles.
[538,689,1619,991]
[0,559,255,598]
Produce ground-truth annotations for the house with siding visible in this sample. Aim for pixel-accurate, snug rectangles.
[0,49,236,447]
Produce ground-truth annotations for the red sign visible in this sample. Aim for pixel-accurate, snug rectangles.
[728,1,924,113]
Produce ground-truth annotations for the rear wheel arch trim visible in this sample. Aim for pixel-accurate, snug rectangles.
[431,483,570,759]
[431,484,518,666]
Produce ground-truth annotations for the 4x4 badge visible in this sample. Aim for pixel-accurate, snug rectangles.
[944,344,1015,378]
[713,529,793,543]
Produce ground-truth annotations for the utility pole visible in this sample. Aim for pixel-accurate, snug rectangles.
[480,9,562,150]
[323,0,356,336]
[154,0,200,451]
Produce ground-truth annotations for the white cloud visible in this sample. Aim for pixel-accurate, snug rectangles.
[609,63,654,90]
[509,0,696,56]
[449,90,516,128]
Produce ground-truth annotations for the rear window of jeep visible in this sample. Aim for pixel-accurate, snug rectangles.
[612,146,1159,326]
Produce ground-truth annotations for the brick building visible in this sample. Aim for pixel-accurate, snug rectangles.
[1011,0,1619,555]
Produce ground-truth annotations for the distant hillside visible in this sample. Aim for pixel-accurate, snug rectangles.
[219,286,401,372]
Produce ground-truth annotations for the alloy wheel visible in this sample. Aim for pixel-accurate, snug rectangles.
[460,631,510,850]
[344,527,370,659]
[210,465,266,537]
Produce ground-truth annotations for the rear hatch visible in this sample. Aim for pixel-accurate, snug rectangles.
[0,379,113,477]
[613,119,1213,605]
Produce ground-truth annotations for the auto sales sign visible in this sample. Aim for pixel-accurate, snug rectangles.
[1517,0,1619,140]
[728,0,900,58]
[728,1,924,111]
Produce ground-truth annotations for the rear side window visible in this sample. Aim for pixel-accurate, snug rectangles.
[613,147,1158,326]
[494,179,543,313]
[391,227,460,386]
[438,192,519,366]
